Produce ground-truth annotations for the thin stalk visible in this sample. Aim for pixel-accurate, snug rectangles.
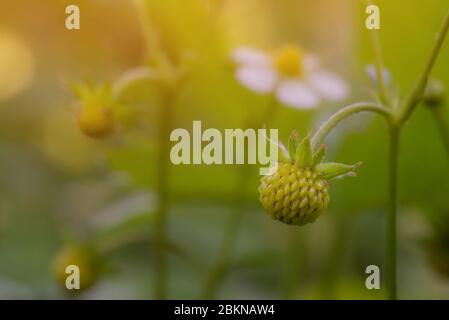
[367,2,389,105]
[396,10,449,125]
[202,98,279,298]
[386,125,399,300]
[112,67,157,99]
[153,88,174,299]
[430,107,449,161]
[281,229,307,299]
[319,213,347,299]
[201,164,250,298]
[311,102,393,148]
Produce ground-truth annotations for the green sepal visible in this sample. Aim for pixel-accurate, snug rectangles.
[315,161,362,180]
[288,130,300,160]
[70,81,114,106]
[70,81,90,100]
[312,144,326,166]
[262,130,290,162]
[295,137,313,167]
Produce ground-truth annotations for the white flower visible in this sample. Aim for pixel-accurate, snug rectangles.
[365,64,392,86]
[231,45,349,110]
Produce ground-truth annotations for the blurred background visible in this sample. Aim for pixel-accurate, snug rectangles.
[1,0,449,299]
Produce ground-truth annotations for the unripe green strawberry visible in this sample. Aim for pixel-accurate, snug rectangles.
[259,163,330,225]
[259,131,360,226]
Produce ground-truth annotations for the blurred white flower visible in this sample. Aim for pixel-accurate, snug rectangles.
[231,45,349,110]
[365,64,391,86]
[0,29,34,102]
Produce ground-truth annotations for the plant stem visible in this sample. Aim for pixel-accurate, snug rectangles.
[202,98,279,298]
[112,67,157,99]
[311,102,393,148]
[396,10,449,125]
[430,107,449,161]
[201,165,250,298]
[367,9,389,105]
[386,125,399,300]
[153,88,174,299]
[319,213,347,299]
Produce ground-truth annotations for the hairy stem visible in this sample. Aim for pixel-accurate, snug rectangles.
[387,125,399,300]
[396,10,449,125]
[311,102,393,148]
[202,98,279,298]
[430,107,449,161]
[153,89,174,299]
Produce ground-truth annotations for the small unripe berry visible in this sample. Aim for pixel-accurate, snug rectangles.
[259,133,360,226]
[52,245,101,291]
[71,82,117,139]
[78,104,114,138]
[259,163,330,226]
[423,79,445,108]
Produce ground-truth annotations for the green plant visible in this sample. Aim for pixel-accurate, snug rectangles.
[256,11,449,300]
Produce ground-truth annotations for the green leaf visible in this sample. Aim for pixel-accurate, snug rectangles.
[288,130,300,160]
[295,137,313,167]
[313,144,326,166]
[315,162,362,180]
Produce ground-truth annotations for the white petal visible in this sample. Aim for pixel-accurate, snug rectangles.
[308,70,349,101]
[236,65,278,93]
[275,79,320,109]
[303,55,320,73]
[365,64,392,85]
[231,46,270,66]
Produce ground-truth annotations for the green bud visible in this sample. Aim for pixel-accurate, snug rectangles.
[423,79,445,108]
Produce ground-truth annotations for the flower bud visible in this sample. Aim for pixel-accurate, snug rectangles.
[52,245,101,291]
[72,82,116,139]
[78,104,114,138]
[423,79,445,108]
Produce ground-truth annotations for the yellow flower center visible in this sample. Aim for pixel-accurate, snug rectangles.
[273,45,303,77]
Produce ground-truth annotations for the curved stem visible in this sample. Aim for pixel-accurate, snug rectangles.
[430,107,449,161]
[311,102,393,148]
[387,125,399,300]
[396,10,449,125]
[112,67,158,99]
[153,88,174,299]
